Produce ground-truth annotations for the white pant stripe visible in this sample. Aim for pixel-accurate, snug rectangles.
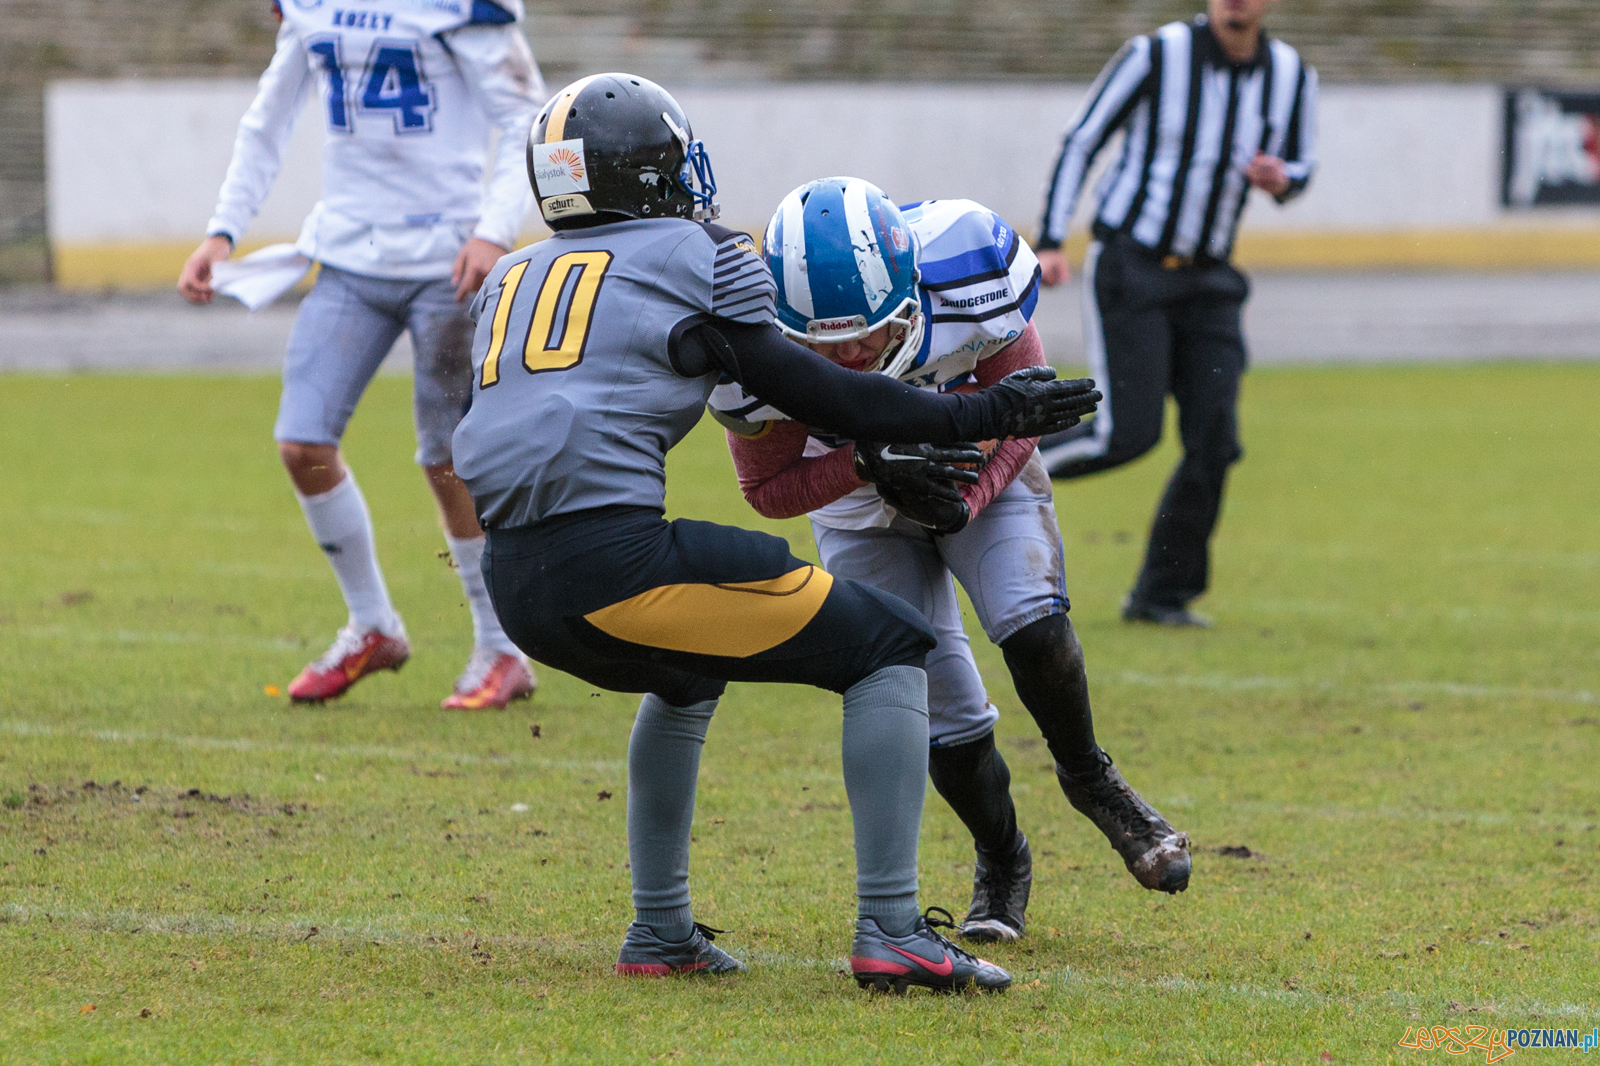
[1038,240,1114,469]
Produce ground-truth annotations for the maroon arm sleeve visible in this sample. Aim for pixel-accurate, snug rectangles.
[727,420,867,520]
[962,322,1048,519]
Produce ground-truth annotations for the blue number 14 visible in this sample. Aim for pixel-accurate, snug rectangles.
[306,36,434,135]
[307,36,350,131]
[360,41,435,133]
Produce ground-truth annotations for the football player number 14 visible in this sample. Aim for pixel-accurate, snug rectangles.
[480,251,614,387]
[307,36,436,133]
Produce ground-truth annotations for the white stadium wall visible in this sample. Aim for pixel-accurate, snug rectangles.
[47,79,1600,288]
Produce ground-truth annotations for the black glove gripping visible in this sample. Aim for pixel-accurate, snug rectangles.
[980,367,1101,439]
[878,482,972,535]
[852,442,985,503]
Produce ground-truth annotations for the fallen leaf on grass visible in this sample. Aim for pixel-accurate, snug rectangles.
[597,790,612,801]
[79,1004,96,1014]
[263,685,281,697]
[139,1008,152,1018]
[529,724,542,739]
[302,926,319,942]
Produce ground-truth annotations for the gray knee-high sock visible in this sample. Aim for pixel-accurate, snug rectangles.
[627,693,717,942]
[842,665,930,936]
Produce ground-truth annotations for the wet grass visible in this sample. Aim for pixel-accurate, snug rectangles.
[1,366,1597,1064]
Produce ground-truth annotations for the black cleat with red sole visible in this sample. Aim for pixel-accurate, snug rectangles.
[851,907,1011,993]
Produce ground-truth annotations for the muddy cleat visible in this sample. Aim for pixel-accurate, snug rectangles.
[1057,750,1191,893]
[960,835,1032,943]
[852,907,1012,993]
[614,921,746,976]
[287,624,410,704]
[441,649,536,710]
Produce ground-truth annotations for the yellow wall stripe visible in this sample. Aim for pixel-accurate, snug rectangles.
[584,566,835,658]
[48,227,1600,290]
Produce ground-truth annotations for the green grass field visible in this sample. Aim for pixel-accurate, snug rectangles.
[2,366,1597,1065]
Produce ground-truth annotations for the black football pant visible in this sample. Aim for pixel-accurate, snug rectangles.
[1038,233,1248,609]
[483,505,935,701]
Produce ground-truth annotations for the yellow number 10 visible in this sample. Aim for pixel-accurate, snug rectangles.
[480,249,614,388]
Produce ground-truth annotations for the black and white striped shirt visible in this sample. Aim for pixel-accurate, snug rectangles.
[1038,15,1317,262]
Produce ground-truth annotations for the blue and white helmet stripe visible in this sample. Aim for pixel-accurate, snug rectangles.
[764,177,924,376]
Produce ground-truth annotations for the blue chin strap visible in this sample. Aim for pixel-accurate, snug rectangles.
[679,140,720,221]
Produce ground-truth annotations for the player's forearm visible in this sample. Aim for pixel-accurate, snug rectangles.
[962,439,1037,518]
[729,427,864,519]
[963,325,1046,517]
[453,26,545,247]
[699,321,994,445]
[207,24,310,242]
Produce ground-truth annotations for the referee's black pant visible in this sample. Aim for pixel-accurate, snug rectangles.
[1038,232,1248,610]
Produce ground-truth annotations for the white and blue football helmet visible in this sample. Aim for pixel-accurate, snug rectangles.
[763,177,925,378]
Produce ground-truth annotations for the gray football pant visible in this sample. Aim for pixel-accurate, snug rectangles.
[812,456,1069,748]
[274,265,473,467]
[627,665,929,931]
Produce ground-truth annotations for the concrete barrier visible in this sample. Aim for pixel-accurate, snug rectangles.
[47,79,1600,288]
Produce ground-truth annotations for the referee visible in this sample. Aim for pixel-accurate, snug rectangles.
[1034,0,1316,627]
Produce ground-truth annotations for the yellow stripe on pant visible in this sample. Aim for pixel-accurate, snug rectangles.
[583,566,835,658]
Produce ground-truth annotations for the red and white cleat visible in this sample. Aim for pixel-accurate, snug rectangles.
[441,649,536,711]
[287,625,411,704]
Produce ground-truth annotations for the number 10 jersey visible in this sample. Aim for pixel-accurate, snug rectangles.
[452,218,777,529]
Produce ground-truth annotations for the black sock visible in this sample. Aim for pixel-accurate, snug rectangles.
[1001,613,1102,774]
[927,732,1020,857]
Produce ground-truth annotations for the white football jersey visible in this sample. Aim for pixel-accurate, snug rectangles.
[206,0,544,280]
[710,198,1042,529]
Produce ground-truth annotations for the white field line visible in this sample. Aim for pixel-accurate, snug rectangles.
[1108,670,1599,707]
[6,716,1591,829]
[0,718,625,772]
[1242,596,1600,627]
[1240,541,1600,571]
[12,623,1598,707]
[17,625,307,652]
[6,903,1593,1019]
[1223,800,1597,829]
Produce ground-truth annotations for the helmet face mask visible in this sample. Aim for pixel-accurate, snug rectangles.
[527,74,719,229]
[764,177,924,377]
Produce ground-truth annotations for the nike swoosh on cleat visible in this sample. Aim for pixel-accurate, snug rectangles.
[343,648,376,681]
[884,943,954,976]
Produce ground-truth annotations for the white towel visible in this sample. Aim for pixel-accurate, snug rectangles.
[212,244,314,311]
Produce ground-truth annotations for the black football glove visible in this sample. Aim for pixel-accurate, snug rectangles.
[980,367,1101,439]
[877,482,972,536]
[852,441,984,504]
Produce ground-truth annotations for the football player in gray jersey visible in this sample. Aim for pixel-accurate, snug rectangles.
[451,74,1101,991]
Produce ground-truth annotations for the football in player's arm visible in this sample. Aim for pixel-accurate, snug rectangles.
[176,0,544,709]
[450,76,1100,990]
[712,181,1192,942]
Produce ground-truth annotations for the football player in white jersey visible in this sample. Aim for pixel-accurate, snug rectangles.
[177,0,545,708]
[712,179,1193,941]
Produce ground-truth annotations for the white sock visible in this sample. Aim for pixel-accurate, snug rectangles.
[296,472,402,635]
[445,533,518,655]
